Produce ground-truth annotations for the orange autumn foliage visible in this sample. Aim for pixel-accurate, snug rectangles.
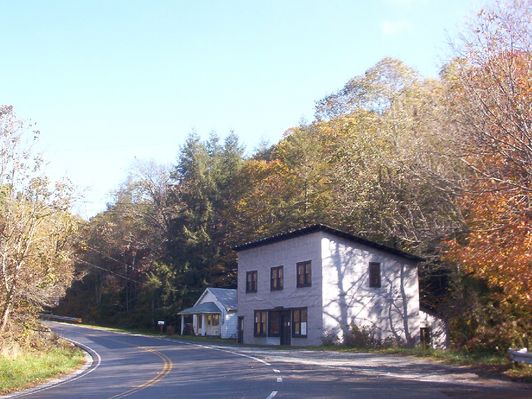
[447,179,531,307]
[445,1,531,310]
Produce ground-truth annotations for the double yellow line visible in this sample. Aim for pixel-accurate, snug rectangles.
[109,347,173,399]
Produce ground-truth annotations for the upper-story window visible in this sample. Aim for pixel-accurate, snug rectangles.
[270,266,283,291]
[246,271,257,293]
[296,261,312,287]
[369,262,381,288]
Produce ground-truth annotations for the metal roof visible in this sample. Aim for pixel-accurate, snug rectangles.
[232,224,423,262]
[207,288,237,311]
[177,301,222,315]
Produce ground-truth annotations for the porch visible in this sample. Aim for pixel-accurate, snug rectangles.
[178,301,221,337]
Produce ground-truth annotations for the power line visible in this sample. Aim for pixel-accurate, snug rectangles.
[74,258,141,284]
[84,244,145,274]
[74,256,180,293]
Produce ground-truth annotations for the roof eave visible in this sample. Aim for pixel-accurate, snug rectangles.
[232,224,424,263]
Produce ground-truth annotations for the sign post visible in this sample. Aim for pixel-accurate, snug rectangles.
[157,320,165,334]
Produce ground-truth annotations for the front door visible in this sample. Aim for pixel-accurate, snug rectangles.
[237,316,244,344]
[280,311,291,345]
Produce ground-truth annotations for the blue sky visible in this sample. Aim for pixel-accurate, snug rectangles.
[0,0,483,217]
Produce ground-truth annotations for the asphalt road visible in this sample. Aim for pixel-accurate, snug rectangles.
[6,322,530,399]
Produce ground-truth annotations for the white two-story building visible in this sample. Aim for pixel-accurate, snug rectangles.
[233,224,426,346]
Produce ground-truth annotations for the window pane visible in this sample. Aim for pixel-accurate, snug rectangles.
[301,321,307,336]
[297,262,311,287]
[271,266,283,290]
[292,308,308,337]
[369,262,381,288]
[261,311,267,335]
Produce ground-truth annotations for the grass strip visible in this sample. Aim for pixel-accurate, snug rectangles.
[0,345,85,395]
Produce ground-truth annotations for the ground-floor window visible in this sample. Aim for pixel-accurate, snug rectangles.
[207,314,220,326]
[253,307,309,339]
[292,308,308,337]
[254,310,268,336]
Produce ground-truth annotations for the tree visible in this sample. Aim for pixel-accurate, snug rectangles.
[167,132,245,307]
[315,57,418,120]
[312,60,465,254]
[445,0,531,309]
[58,162,177,326]
[0,106,78,338]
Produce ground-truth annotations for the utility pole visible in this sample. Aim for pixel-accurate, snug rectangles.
[125,260,129,314]
[124,246,137,316]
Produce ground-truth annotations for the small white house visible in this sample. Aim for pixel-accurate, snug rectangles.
[178,288,237,339]
[233,224,447,347]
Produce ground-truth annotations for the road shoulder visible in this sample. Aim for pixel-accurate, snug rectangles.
[0,338,98,399]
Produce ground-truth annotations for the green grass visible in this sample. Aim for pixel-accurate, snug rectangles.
[0,345,85,395]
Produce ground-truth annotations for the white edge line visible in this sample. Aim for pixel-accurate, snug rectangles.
[52,324,280,399]
[1,338,102,399]
[206,345,272,366]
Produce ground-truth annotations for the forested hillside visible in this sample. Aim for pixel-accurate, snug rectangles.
[50,0,532,351]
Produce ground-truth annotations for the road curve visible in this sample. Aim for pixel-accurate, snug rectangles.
[6,322,529,399]
[10,322,280,399]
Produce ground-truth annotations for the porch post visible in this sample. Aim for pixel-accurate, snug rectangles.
[180,314,184,335]
[201,314,206,336]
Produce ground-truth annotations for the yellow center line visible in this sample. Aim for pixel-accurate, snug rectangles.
[82,332,173,399]
[109,348,173,399]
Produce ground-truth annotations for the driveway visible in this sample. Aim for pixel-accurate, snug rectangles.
[4,323,529,399]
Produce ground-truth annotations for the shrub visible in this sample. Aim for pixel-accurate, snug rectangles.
[321,328,340,345]
[344,323,381,348]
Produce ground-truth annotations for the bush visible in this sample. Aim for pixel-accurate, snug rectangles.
[321,328,340,345]
[344,323,381,348]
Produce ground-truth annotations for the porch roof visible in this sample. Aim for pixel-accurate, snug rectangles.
[178,301,221,315]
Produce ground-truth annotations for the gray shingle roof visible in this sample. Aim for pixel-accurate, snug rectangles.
[178,301,222,315]
[208,288,237,311]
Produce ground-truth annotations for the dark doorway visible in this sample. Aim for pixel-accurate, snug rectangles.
[280,310,291,345]
[420,327,431,347]
[237,316,244,344]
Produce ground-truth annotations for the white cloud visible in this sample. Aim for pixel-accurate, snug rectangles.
[379,19,413,36]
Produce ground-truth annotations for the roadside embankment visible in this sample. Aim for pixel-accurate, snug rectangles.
[0,337,84,395]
